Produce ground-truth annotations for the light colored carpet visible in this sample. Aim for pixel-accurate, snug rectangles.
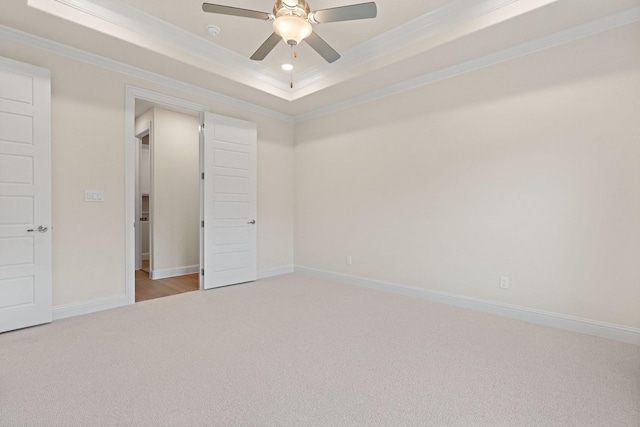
[1,273,638,426]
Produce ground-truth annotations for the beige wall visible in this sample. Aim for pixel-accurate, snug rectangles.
[0,40,295,308]
[294,24,640,329]
[150,107,200,273]
[0,19,637,331]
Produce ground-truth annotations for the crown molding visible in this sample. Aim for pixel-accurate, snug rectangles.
[30,0,293,99]
[29,0,537,101]
[292,0,520,96]
[294,5,640,122]
[2,6,638,123]
[0,24,295,123]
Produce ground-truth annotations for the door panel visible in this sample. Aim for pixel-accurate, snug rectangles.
[213,175,249,194]
[0,155,34,182]
[0,68,34,102]
[0,276,35,309]
[0,237,34,266]
[0,112,33,142]
[202,113,257,289]
[0,197,34,223]
[0,56,52,333]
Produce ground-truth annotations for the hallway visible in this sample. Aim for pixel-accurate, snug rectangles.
[135,264,199,302]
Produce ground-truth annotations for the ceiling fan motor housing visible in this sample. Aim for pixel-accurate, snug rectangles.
[273,0,311,18]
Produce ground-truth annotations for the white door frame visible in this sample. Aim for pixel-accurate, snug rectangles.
[124,86,210,304]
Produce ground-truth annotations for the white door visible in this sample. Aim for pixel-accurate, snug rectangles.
[202,112,257,289]
[0,57,52,333]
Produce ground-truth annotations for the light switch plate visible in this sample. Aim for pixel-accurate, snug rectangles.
[85,190,105,202]
[500,276,510,289]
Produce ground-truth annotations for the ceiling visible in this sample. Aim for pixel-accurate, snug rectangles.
[2,0,639,119]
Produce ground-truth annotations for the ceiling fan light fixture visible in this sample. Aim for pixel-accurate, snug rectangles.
[202,1,378,63]
[273,14,312,45]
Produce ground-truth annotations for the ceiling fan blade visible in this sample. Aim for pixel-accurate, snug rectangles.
[310,2,377,24]
[202,3,271,20]
[305,32,340,63]
[250,33,282,61]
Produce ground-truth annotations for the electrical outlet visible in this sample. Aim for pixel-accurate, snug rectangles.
[500,276,510,289]
[346,256,352,265]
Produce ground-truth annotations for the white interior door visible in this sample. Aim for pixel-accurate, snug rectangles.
[0,56,52,333]
[202,112,257,289]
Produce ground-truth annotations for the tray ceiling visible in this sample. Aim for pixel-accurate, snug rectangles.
[2,0,638,118]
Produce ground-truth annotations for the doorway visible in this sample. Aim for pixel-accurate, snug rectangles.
[135,126,150,273]
[133,121,190,302]
[125,86,258,305]
[129,91,208,303]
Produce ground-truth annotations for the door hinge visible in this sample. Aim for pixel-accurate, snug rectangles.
[201,123,205,130]
[201,172,204,179]
[201,220,204,227]
[201,268,204,276]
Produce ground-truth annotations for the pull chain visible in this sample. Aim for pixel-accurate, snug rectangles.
[290,44,295,89]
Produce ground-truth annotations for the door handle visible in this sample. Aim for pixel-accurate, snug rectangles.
[27,225,49,233]
[247,220,256,225]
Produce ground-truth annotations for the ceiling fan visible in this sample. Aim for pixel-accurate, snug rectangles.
[202,0,377,63]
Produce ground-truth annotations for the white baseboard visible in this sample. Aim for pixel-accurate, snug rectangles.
[51,265,292,322]
[142,253,149,261]
[53,294,129,320]
[295,266,640,346]
[258,265,294,279]
[151,265,199,280]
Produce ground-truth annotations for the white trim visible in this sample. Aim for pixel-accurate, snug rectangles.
[257,265,294,280]
[30,0,290,98]
[24,0,640,103]
[129,86,212,116]
[150,265,200,280]
[294,5,640,122]
[293,0,520,93]
[0,24,293,123]
[53,295,128,320]
[295,266,640,346]
[2,6,639,123]
[135,122,151,138]
[29,0,521,101]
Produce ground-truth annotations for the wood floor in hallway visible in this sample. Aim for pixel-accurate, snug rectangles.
[135,268,199,302]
